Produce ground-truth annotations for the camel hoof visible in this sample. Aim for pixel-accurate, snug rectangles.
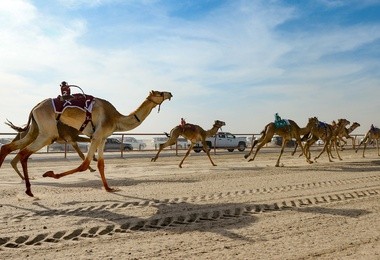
[244,154,249,159]
[106,187,120,193]
[248,158,253,162]
[25,190,34,197]
[89,168,96,172]
[151,158,156,162]
[43,171,55,178]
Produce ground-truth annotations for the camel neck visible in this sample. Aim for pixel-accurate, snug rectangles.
[206,125,220,137]
[115,99,158,132]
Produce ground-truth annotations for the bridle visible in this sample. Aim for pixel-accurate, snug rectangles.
[146,92,166,113]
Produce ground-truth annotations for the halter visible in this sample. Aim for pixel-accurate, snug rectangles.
[146,92,166,113]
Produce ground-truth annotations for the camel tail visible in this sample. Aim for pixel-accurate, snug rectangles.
[5,119,28,133]
[5,110,34,133]
[164,132,170,138]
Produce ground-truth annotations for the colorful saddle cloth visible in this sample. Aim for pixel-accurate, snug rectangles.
[52,94,95,132]
[274,119,290,129]
[317,121,328,129]
[52,94,94,113]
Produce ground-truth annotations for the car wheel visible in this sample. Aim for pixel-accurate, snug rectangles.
[238,143,246,152]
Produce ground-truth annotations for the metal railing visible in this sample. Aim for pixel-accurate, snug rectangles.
[0,132,366,159]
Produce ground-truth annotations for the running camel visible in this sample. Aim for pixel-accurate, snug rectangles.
[0,90,172,197]
[244,118,313,167]
[151,119,226,168]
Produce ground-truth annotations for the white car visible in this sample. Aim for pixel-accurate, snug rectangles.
[123,137,146,150]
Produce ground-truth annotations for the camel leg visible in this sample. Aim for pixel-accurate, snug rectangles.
[19,149,34,197]
[202,141,217,167]
[10,154,25,180]
[333,138,343,161]
[296,137,313,164]
[179,143,194,168]
[248,135,272,162]
[151,135,178,162]
[71,143,96,172]
[275,139,287,167]
[362,142,367,158]
[0,145,12,168]
[315,141,333,162]
[377,139,380,156]
[244,135,261,159]
[291,142,298,156]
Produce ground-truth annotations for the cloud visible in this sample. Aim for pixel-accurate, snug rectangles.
[0,0,379,136]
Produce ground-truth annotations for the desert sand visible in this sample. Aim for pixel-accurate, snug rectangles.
[0,147,379,259]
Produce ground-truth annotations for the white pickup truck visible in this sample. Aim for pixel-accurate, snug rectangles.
[193,132,247,153]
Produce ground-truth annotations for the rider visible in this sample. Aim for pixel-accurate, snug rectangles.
[60,81,72,99]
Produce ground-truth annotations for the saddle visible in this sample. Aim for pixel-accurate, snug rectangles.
[274,119,290,129]
[318,121,328,129]
[52,93,95,132]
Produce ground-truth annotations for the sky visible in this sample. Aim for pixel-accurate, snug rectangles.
[0,0,379,136]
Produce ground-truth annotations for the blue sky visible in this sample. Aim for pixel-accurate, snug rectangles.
[0,0,379,135]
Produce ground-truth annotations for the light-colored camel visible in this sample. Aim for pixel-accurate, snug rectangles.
[5,120,97,180]
[244,119,313,167]
[151,120,226,168]
[336,122,360,150]
[355,124,380,157]
[0,90,172,197]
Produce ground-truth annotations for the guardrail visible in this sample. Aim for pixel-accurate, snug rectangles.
[0,132,366,158]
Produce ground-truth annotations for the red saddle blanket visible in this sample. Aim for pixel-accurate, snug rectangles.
[52,94,95,114]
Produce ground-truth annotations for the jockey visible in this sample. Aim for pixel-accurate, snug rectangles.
[60,81,73,99]
[275,113,282,122]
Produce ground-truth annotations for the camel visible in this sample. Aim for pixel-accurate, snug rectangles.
[151,120,226,168]
[244,119,313,167]
[336,122,360,150]
[303,118,350,162]
[0,90,172,197]
[5,120,97,180]
[355,124,380,157]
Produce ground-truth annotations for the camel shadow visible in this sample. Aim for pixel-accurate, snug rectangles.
[291,206,371,217]
[1,201,258,244]
[1,197,372,248]
[288,160,380,173]
[31,176,198,189]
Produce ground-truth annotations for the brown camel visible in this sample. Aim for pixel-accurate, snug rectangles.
[0,90,172,197]
[355,124,380,157]
[336,122,360,150]
[5,120,97,180]
[303,118,350,162]
[151,120,226,168]
[244,119,313,167]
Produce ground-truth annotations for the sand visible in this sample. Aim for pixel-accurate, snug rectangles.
[0,147,379,259]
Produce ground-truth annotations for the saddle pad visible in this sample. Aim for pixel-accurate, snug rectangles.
[52,94,95,114]
[274,119,290,129]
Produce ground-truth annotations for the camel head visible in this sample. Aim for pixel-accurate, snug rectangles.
[148,91,173,103]
[307,117,319,127]
[147,91,173,112]
[352,122,360,128]
[337,118,350,127]
[214,120,226,129]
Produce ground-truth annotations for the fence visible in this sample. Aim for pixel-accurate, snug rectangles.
[0,132,366,159]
